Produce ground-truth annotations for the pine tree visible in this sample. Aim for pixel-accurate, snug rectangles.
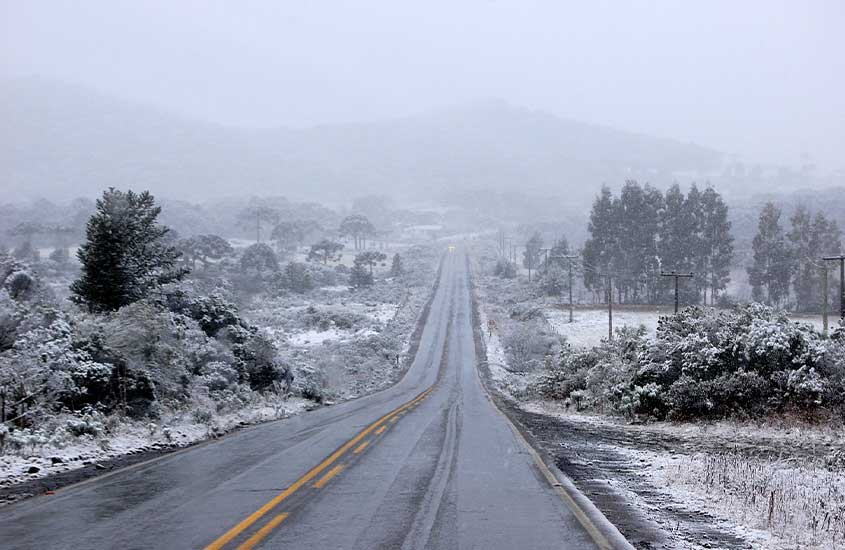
[789,207,842,311]
[70,188,183,312]
[788,205,814,310]
[349,257,373,288]
[748,202,791,306]
[614,181,661,303]
[699,187,733,305]
[582,186,617,300]
[659,184,693,303]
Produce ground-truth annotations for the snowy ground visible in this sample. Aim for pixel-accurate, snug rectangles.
[472,258,845,549]
[521,401,845,549]
[0,397,311,498]
[546,305,832,348]
[1,245,439,500]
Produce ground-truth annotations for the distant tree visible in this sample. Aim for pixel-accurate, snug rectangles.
[351,195,393,230]
[12,240,38,262]
[349,257,373,288]
[389,253,403,277]
[9,222,43,261]
[354,251,387,276]
[180,234,234,269]
[240,243,279,274]
[538,263,567,296]
[8,221,43,246]
[522,231,544,275]
[658,184,697,303]
[43,224,75,260]
[788,207,842,311]
[747,202,791,306]
[70,188,184,312]
[278,262,313,293]
[339,214,376,250]
[547,237,570,263]
[583,186,618,299]
[271,221,305,254]
[614,181,662,303]
[307,239,344,265]
[238,204,279,243]
[698,187,734,305]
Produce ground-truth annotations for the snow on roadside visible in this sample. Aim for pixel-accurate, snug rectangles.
[545,306,831,348]
[523,399,845,549]
[475,305,536,399]
[0,397,310,492]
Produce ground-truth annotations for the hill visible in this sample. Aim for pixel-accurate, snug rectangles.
[1,79,722,203]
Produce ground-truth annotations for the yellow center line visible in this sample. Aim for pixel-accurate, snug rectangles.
[203,386,433,550]
[375,425,387,435]
[353,440,370,454]
[314,464,345,489]
[236,513,289,550]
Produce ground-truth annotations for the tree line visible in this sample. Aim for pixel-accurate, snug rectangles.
[508,181,842,312]
[582,181,733,305]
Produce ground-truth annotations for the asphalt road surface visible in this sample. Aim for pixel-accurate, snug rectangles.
[0,250,604,550]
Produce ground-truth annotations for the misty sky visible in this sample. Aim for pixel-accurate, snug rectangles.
[2,0,844,171]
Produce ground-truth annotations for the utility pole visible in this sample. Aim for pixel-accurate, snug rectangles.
[527,245,532,283]
[661,271,695,314]
[607,275,613,340]
[551,255,579,323]
[822,265,829,335]
[823,255,845,322]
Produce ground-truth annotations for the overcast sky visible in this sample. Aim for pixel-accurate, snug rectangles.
[2,0,844,171]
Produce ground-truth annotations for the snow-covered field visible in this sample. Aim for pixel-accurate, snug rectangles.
[546,305,831,348]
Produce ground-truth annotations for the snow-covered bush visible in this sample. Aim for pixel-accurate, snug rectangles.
[502,319,559,372]
[537,304,845,421]
[534,325,645,415]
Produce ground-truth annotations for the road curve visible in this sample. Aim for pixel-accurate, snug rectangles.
[0,249,602,549]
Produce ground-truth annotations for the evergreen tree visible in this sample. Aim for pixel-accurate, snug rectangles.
[522,231,544,274]
[699,187,733,305]
[354,251,387,276]
[748,202,791,306]
[614,181,662,302]
[307,239,344,265]
[789,207,842,311]
[238,204,279,243]
[349,256,373,287]
[659,184,694,303]
[279,262,313,293]
[582,186,617,299]
[339,215,376,250]
[389,253,403,277]
[240,243,279,274]
[70,188,183,312]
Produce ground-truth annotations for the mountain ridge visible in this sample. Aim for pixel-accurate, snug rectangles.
[0,78,723,202]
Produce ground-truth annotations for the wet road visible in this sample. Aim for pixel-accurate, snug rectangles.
[0,250,602,549]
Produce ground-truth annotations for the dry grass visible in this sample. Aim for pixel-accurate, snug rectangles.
[666,452,845,548]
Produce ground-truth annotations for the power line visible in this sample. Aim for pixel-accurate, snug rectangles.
[660,271,695,313]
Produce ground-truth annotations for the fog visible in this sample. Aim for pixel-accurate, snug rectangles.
[3,1,844,169]
[1,1,844,207]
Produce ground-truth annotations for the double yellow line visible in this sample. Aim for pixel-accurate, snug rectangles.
[204,386,434,550]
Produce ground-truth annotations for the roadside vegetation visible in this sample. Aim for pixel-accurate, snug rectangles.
[471,184,845,548]
[0,189,439,491]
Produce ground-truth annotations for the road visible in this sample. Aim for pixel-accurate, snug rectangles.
[0,250,605,549]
